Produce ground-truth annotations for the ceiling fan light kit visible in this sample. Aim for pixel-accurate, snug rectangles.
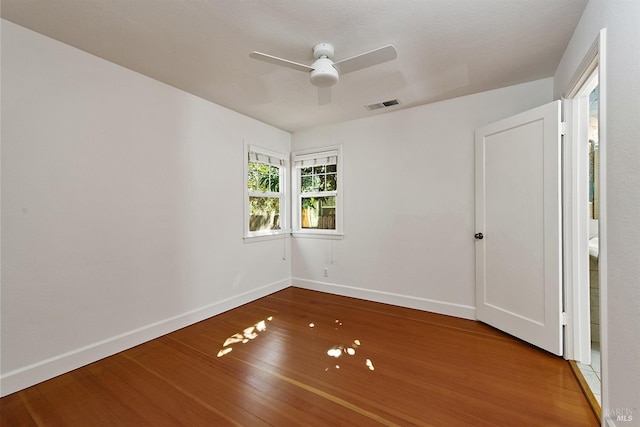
[310,57,339,87]
[250,42,397,105]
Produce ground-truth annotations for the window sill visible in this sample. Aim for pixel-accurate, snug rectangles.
[243,230,290,243]
[292,231,344,240]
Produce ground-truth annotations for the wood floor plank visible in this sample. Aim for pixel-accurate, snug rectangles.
[1,287,598,426]
[0,393,37,427]
[102,353,247,426]
[15,387,67,426]
[24,370,125,426]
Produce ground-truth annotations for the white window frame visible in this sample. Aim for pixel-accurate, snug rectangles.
[244,143,289,241]
[292,145,343,239]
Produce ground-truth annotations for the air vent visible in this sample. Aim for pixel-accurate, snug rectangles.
[364,99,400,111]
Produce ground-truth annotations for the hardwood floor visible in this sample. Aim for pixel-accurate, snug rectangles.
[1,287,598,426]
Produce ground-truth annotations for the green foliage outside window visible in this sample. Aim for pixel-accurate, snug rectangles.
[300,165,337,192]
[248,162,280,192]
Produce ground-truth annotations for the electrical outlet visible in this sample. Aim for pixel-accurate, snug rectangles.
[323,268,329,277]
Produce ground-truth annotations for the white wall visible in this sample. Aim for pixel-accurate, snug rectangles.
[1,20,291,396]
[555,1,640,424]
[291,79,553,319]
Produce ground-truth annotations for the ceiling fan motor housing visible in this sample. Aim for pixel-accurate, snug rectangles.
[313,43,335,59]
[310,57,339,87]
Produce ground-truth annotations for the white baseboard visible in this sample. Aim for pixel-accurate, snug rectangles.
[0,279,290,397]
[291,278,476,320]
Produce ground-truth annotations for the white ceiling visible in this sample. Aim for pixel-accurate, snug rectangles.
[2,0,587,132]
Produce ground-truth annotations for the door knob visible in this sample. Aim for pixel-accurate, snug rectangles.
[474,233,484,240]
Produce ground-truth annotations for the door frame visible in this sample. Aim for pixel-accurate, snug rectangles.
[562,29,608,404]
[562,74,597,364]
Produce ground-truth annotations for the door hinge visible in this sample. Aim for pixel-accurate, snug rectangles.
[561,312,568,326]
[560,121,567,136]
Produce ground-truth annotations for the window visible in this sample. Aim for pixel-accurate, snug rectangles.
[293,146,343,237]
[245,145,288,239]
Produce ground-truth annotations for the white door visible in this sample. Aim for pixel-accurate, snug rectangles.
[475,101,563,356]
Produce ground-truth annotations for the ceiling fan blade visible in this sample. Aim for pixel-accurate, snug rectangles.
[334,45,397,75]
[318,87,332,105]
[249,52,313,73]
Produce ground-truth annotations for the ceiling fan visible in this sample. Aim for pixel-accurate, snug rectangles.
[249,43,397,105]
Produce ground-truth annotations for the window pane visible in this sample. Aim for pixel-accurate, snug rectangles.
[325,173,337,191]
[258,167,270,192]
[247,169,258,191]
[249,162,267,192]
[301,167,313,176]
[326,164,337,173]
[318,175,325,191]
[301,175,313,192]
[269,166,280,192]
[313,165,325,174]
[301,196,336,230]
[249,196,281,232]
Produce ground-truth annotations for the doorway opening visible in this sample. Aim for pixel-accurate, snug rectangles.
[574,75,602,406]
